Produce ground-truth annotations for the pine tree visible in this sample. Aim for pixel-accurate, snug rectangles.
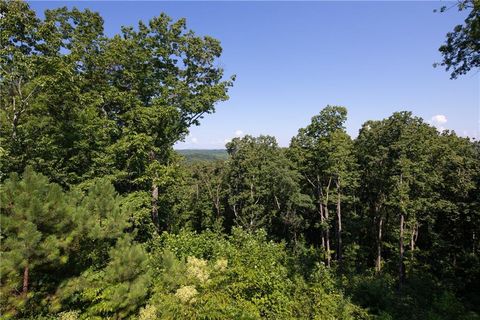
[0,167,74,317]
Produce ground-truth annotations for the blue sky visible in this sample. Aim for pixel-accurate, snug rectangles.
[30,1,480,148]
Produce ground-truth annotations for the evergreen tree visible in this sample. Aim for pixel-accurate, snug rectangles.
[0,168,131,318]
[0,167,74,317]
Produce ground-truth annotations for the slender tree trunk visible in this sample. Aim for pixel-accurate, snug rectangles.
[22,263,29,296]
[215,185,222,219]
[323,178,332,267]
[410,223,415,250]
[12,103,19,140]
[317,175,325,250]
[375,213,383,273]
[233,204,238,219]
[324,203,331,267]
[473,231,476,255]
[336,185,343,269]
[410,222,417,260]
[317,174,325,250]
[399,213,405,288]
[319,198,325,249]
[215,200,221,219]
[10,79,39,140]
[151,183,159,231]
[150,151,160,231]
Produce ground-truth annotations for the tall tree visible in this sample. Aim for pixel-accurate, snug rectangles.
[0,168,74,317]
[0,1,234,232]
[0,168,130,318]
[436,0,480,78]
[327,130,358,268]
[356,112,438,285]
[225,135,309,239]
[427,132,480,293]
[289,106,355,267]
[187,160,227,231]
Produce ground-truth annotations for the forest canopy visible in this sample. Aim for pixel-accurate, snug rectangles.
[1,1,479,319]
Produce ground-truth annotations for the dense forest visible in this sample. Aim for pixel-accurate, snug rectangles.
[177,150,228,163]
[1,0,479,319]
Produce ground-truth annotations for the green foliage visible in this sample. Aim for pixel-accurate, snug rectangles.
[355,112,440,278]
[0,0,234,192]
[1,167,74,317]
[56,236,152,319]
[1,1,479,319]
[225,135,310,238]
[177,149,228,162]
[348,272,480,320]
[289,105,358,267]
[0,167,131,318]
[148,228,367,320]
[436,0,480,78]
[185,160,227,232]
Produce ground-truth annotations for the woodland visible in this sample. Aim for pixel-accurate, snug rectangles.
[0,0,479,319]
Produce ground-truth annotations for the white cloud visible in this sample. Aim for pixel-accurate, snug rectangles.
[235,129,244,137]
[431,114,447,125]
[191,137,198,144]
[224,138,231,144]
[429,114,448,132]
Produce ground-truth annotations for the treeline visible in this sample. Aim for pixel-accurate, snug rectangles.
[184,108,480,316]
[1,1,479,319]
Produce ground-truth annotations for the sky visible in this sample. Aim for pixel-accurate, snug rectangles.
[30,1,480,149]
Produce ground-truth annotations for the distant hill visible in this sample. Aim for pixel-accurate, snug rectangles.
[176,149,228,162]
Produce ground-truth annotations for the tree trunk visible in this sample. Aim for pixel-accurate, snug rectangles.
[12,107,19,140]
[324,178,332,267]
[473,231,476,255]
[399,213,405,288]
[336,185,342,269]
[150,151,160,231]
[22,263,29,296]
[410,222,417,260]
[215,200,221,219]
[319,197,325,249]
[316,174,325,250]
[151,183,159,231]
[215,185,222,219]
[375,214,383,273]
[324,203,331,267]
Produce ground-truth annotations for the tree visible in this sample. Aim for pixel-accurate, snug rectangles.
[0,168,74,317]
[0,0,111,184]
[436,0,480,78]
[289,106,356,267]
[225,135,309,238]
[0,168,132,318]
[57,236,152,319]
[355,112,438,286]
[187,160,227,232]
[327,130,358,268]
[427,132,480,294]
[0,1,234,233]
